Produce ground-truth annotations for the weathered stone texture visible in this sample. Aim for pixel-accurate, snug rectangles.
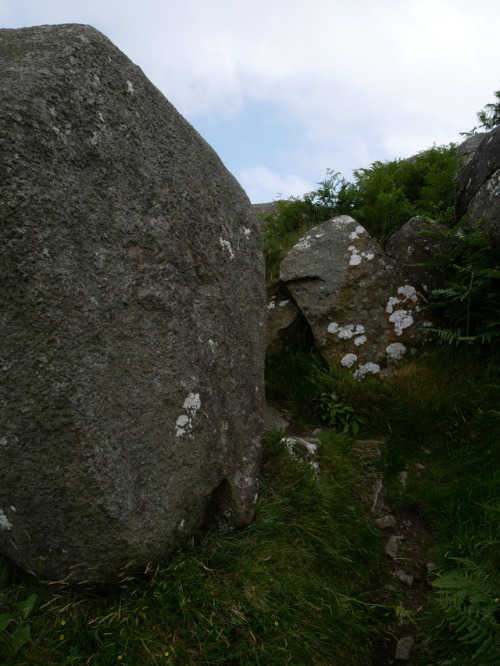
[385,216,450,296]
[280,216,429,378]
[0,25,265,583]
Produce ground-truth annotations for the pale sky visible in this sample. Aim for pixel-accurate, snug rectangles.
[2,0,499,202]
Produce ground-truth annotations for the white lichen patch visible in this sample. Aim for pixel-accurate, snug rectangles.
[175,392,201,438]
[341,353,358,368]
[0,509,13,531]
[327,322,339,334]
[386,285,418,314]
[349,225,365,240]
[267,299,276,310]
[126,80,134,94]
[353,362,381,379]
[208,339,218,353]
[389,310,414,336]
[243,228,251,237]
[422,321,434,328]
[220,238,235,260]
[349,249,362,266]
[386,342,407,360]
[338,324,356,339]
[294,237,312,251]
[348,245,375,266]
[279,300,290,307]
[398,285,418,301]
[354,335,367,346]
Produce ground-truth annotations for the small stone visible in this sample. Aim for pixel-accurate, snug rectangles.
[383,584,396,592]
[395,636,414,660]
[397,470,409,488]
[375,514,397,529]
[395,569,414,586]
[371,478,385,513]
[385,535,404,559]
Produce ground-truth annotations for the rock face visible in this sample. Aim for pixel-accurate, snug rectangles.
[280,216,429,378]
[266,287,310,357]
[385,216,450,297]
[456,126,500,258]
[0,25,266,583]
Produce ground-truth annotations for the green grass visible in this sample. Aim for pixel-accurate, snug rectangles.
[0,431,385,665]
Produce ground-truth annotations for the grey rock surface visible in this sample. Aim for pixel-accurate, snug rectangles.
[456,126,500,214]
[266,287,310,357]
[280,216,429,378]
[456,126,500,257]
[0,24,266,583]
[385,216,451,296]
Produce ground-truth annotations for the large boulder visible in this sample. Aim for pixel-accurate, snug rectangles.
[0,25,265,584]
[456,126,500,258]
[280,216,430,378]
[385,216,451,297]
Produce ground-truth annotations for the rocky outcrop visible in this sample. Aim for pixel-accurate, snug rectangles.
[0,25,266,584]
[456,126,500,258]
[385,216,451,296]
[279,216,430,378]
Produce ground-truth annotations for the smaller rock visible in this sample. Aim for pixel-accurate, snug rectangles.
[385,535,404,559]
[383,584,396,592]
[397,470,409,488]
[371,478,385,514]
[395,636,415,660]
[395,569,414,586]
[264,404,289,433]
[376,515,397,529]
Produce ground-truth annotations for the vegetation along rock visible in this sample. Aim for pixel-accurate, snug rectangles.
[279,216,430,378]
[0,25,266,584]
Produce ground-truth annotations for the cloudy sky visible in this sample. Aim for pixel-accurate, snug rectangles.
[2,1,499,202]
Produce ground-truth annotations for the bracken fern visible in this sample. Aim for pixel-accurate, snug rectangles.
[432,557,499,664]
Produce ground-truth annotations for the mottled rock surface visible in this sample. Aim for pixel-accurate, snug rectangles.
[0,24,266,583]
[456,126,500,257]
[385,216,451,296]
[266,287,310,357]
[279,216,429,378]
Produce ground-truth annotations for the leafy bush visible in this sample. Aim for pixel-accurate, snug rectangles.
[260,144,461,282]
[430,558,499,664]
[425,225,500,345]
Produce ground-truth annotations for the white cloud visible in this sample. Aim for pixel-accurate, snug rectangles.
[238,166,314,203]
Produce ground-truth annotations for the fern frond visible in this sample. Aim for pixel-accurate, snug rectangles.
[432,558,499,663]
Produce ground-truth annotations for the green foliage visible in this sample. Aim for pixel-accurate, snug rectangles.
[431,558,499,664]
[260,144,461,281]
[0,593,37,656]
[350,144,460,241]
[464,88,500,135]
[425,226,500,346]
[265,350,368,435]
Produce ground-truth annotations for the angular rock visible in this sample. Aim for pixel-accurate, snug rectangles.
[456,126,500,258]
[385,535,404,559]
[0,25,266,583]
[280,216,429,378]
[385,216,451,296]
[395,636,415,660]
